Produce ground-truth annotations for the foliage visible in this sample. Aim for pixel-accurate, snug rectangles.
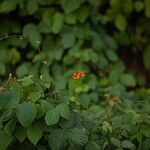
[0,76,150,150]
[0,1,149,149]
[0,0,149,101]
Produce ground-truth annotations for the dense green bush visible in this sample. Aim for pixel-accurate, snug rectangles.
[0,76,150,150]
[0,0,149,99]
[0,1,150,149]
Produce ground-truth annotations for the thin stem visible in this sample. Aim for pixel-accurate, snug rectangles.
[0,34,23,41]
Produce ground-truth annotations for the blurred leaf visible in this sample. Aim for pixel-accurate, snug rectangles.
[144,0,150,18]
[134,1,144,12]
[23,24,41,47]
[0,0,17,12]
[52,12,64,34]
[61,32,75,48]
[0,91,20,110]
[121,74,136,87]
[61,0,84,13]
[143,47,150,69]
[115,14,127,31]
[27,0,38,15]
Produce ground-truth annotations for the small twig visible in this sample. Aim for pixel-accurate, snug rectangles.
[0,34,23,41]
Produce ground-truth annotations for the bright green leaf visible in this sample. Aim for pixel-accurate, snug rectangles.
[28,92,41,102]
[115,14,127,31]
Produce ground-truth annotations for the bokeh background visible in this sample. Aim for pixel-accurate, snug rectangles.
[0,0,149,103]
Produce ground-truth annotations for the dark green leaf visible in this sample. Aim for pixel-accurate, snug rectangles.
[16,102,37,127]
[27,124,43,145]
[45,109,59,125]
[56,103,70,119]
[0,130,13,150]
[0,91,20,110]
[48,129,67,150]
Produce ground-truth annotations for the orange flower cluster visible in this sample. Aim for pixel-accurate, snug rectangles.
[71,71,85,80]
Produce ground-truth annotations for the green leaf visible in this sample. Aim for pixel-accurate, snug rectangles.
[59,113,76,130]
[0,63,6,75]
[61,32,75,48]
[144,0,150,18]
[61,0,84,13]
[85,141,100,150]
[143,47,150,69]
[102,121,112,133]
[4,119,17,135]
[13,126,26,142]
[105,50,118,62]
[121,140,134,149]
[28,92,41,102]
[142,138,150,150]
[56,103,70,119]
[115,14,127,31]
[68,128,88,145]
[52,12,63,34]
[143,128,150,137]
[16,102,37,127]
[111,138,121,147]
[41,101,54,113]
[27,0,38,15]
[27,124,43,145]
[134,1,144,12]
[23,24,41,47]
[16,64,28,78]
[123,0,133,14]
[0,91,20,110]
[65,13,76,24]
[121,74,136,87]
[21,76,34,86]
[0,0,17,12]
[0,130,13,150]
[45,109,59,125]
[77,5,89,23]
[48,129,67,150]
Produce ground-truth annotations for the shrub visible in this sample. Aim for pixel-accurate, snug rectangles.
[0,0,149,101]
[0,75,149,150]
